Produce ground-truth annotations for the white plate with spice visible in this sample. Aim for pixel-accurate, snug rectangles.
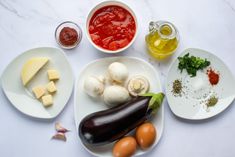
[74,57,164,157]
[1,47,74,119]
[166,48,235,120]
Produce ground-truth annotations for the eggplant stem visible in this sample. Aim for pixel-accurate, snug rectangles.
[141,92,156,97]
[146,93,164,114]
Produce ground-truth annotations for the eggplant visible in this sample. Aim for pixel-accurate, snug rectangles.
[78,93,164,146]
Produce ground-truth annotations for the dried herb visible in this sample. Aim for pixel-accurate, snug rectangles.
[178,53,210,77]
[172,79,183,96]
[206,96,218,107]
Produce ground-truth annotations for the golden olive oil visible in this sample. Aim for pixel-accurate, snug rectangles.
[146,21,179,60]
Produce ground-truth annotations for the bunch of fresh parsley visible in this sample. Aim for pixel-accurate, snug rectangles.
[178,53,210,77]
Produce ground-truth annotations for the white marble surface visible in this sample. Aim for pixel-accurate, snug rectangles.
[0,0,235,157]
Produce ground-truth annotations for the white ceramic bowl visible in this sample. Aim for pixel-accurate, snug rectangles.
[86,0,138,54]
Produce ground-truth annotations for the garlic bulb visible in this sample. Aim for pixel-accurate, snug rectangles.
[103,85,130,107]
[84,76,104,97]
[108,62,129,83]
[127,75,150,96]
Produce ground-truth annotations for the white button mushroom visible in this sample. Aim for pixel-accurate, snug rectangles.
[127,75,150,96]
[97,75,106,84]
[108,62,129,83]
[103,85,130,107]
[84,76,104,98]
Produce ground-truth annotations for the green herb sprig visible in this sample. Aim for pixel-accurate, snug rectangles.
[178,53,210,77]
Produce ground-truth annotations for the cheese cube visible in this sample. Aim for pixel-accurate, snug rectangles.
[41,95,53,107]
[46,81,57,93]
[47,70,60,81]
[32,86,45,99]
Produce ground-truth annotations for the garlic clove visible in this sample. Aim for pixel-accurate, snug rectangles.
[127,75,150,97]
[55,122,69,133]
[52,132,67,141]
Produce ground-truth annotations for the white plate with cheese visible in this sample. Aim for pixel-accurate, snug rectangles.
[1,47,74,119]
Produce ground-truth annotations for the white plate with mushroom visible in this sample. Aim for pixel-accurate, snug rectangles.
[74,56,163,157]
[1,47,74,119]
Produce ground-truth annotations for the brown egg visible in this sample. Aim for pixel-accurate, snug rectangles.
[112,136,137,157]
[135,122,157,150]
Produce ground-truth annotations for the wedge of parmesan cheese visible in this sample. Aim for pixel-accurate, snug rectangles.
[21,57,49,86]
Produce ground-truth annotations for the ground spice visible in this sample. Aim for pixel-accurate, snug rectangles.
[172,79,183,96]
[207,68,219,85]
[206,96,218,107]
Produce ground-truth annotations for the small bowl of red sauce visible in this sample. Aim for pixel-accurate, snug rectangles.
[86,1,138,53]
[55,21,82,49]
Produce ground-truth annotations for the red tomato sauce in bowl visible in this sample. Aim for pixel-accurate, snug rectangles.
[88,5,136,51]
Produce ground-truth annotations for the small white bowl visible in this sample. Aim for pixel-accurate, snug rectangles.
[86,0,138,54]
[55,21,82,50]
